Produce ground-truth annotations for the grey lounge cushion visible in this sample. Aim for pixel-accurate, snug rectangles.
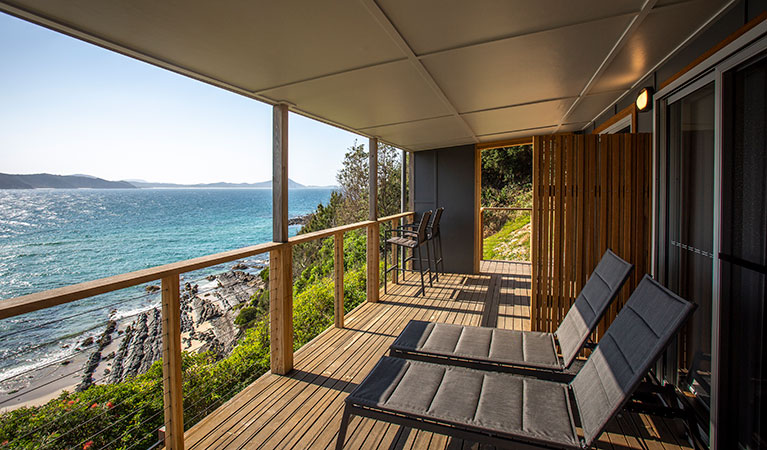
[571,275,695,445]
[555,249,634,366]
[344,275,694,449]
[390,249,632,371]
[349,356,580,448]
[391,320,561,369]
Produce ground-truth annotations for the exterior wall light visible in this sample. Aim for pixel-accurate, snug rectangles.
[636,87,653,112]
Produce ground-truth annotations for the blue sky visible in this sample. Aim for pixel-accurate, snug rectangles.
[0,12,364,186]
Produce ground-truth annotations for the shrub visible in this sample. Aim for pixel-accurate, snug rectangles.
[234,306,260,328]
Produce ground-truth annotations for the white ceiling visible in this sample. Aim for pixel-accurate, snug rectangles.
[0,0,736,151]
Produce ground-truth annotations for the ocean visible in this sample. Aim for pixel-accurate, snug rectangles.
[0,188,333,382]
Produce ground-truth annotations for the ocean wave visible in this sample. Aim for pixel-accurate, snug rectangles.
[110,302,159,321]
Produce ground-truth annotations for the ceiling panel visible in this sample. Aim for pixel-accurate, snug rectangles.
[565,90,626,124]
[477,126,558,143]
[421,14,634,113]
[7,0,406,92]
[559,122,590,132]
[262,60,453,130]
[590,0,729,94]
[378,0,643,55]
[462,98,574,136]
[360,116,473,149]
[2,0,733,152]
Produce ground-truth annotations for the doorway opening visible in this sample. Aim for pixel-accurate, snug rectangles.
[479,144,533,262]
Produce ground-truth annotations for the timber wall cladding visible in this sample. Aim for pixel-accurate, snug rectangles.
[531,134,652,339]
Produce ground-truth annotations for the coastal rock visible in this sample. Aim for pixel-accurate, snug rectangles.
[107,308,162,384]
[288,214,311,226]
[231,262,248,271]
[96,268,261,385]
[145,285,160,293]
[76,351,101,391]
[193,296,223,323]
[215,270,264,308]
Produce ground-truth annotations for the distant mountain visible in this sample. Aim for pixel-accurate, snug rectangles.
[0,173,136,190]
[0,173,335,190]
[129,178,317,189]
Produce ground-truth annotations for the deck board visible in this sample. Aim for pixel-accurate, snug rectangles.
[184,261,693,450]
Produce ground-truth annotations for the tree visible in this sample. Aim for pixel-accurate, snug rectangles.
[292,141,403,282]
[335,141,402,223]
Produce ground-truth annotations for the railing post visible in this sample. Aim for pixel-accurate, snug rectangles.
[390,218,398,285]
[270,245,293,374]
[334,232,344,328]
[480,207,484,259]
[367,222,380,303]
[161,274,184,450]
[271,103,293,375]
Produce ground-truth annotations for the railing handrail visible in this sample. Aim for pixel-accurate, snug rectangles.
[377,211,412,222]
[480,206,532,212]
[0,241,282,320]
[288,221,374,246]
[0,213,415,321]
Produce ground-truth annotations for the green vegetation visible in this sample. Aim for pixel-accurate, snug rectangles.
[0,142,403,449]
[481,145,533,261]
[483,211,531,261]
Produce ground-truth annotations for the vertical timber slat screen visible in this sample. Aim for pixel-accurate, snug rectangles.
[531,134,651,339]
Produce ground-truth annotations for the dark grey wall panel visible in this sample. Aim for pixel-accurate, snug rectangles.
[413,144,476,274]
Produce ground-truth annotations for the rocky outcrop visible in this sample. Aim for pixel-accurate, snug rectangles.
[106,309,162,384]
[97,269,265,385]
[288,214,311,226]
[76,320,117,391]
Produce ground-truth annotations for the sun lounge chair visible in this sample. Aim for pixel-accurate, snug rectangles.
[389,249,632,380]
[336,275,695,449]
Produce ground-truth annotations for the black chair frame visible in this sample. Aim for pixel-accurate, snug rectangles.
[384,210,432,297]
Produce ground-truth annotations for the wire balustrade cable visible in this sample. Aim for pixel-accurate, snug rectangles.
[0,333,136,409]
[0,304,156,386]
[11,375,162,448]
[84,405,167,450]
[2,262,267,449]
[54,386,164,450]
[0,291,156,341]
[181,340,269,428]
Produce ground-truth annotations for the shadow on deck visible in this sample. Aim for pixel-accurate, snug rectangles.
[184,261,693,450]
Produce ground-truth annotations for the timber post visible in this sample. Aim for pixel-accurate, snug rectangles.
[367,137,380,302]
[161,274,184,450]
[270,103,293,375]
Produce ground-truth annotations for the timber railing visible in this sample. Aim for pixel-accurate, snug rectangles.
[0,211,414,450]
[479,206,532,262]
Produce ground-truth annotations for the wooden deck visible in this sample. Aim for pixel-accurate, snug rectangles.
[185,261,694,450]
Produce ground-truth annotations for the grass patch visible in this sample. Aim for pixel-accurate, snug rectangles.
[483,212,531,261]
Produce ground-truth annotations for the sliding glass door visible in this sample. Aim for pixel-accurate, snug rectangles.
[656,35,767,449]
[659,80,716,423]
[718,50,767,450]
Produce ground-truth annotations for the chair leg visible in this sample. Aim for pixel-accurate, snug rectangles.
[430,238,439,283]
[425,242,433,287]
[335,405,352,450]
[417,247,426,296]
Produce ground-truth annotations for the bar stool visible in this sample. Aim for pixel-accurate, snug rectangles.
[384,210,433,296]
[399,207,444,283]
[427,207,444,281]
